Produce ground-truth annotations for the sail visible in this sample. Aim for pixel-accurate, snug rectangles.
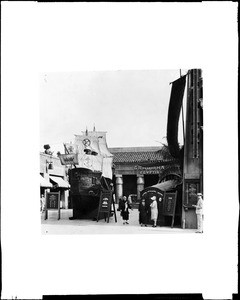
[102,156,113,179]
[63,130,113,178]
[92,131,113,179]
[75,133,100,155]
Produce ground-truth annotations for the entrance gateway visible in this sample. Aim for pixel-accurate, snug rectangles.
[109,146,181,204]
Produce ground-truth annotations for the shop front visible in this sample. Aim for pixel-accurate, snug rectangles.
[40,152,70,209]
[49,175,70,208]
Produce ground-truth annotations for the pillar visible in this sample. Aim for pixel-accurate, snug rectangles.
[64,190,69,209]
[115,174,123,204]
[137,175,145,200]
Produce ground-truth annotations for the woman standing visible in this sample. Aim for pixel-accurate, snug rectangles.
[138,199,148,226]
[150,195,158,227]
[120,196,132,225]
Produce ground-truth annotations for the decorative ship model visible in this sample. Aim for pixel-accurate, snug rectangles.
[59,127,113,219]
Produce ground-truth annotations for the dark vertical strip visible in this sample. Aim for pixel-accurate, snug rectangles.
[192,69,196,158]
[167,75,186,159]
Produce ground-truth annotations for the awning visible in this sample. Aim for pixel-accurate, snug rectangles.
[40,175,52,188]
[49,176,70,188]
[151,180,180,191]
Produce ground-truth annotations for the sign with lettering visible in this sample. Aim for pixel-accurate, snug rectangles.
[96,190,117,223]
[45,192,60,220]
[100,192,111,212]
[163,192,177,216]
[184,180,200,207]
[162,192,177,228]
[135,165,165,175]
[59,154,78,165]
[46,193,59,209]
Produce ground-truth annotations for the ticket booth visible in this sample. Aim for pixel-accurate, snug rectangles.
[140,180,182,227]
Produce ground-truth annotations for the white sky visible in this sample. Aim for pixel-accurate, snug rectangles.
[40,69,187,154]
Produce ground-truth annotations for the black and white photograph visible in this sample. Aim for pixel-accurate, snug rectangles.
[40,69,204,235]
[1,2,238,300]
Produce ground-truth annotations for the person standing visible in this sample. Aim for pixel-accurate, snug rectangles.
[193,193,204,233]
[138,199,148,226]
[150,195,158,227]
[117,197,122,211]
[40,194,45,213]
[120,196,132,225]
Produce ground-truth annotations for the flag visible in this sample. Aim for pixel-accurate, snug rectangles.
[167,75,186,158]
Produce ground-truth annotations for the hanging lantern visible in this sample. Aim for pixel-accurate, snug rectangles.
[48,162,53,170]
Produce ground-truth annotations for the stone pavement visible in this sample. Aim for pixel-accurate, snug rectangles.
[41,207,196,235]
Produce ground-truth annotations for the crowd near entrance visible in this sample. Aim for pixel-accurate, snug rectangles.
[109,146,183,228]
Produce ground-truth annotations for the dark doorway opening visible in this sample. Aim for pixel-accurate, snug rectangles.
[144,174,159,189]
[123,175,137,198]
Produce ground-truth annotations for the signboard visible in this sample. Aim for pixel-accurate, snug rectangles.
[163,192,177,216]
[99,191,112,212]
[162,192,177,228]
[184,180,200,207]
[97,190,117,223]
[45,192,60,220]
[59,154,78,165]
[135,165,165,175]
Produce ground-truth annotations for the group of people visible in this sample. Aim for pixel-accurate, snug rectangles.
[118,195,159,227]
[138,195,158,227]
[118,193,204,232]
[41,188,204,232]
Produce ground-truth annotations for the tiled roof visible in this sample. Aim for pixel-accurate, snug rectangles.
[109,147,164,163]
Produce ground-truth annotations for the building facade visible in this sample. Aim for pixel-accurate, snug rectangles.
[109,146,179,203]
[40,152,70,209]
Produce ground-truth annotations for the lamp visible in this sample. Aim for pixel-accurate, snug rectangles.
[46,159,54,172]
[48,162,53,170]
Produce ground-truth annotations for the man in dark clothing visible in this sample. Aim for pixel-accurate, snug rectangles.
[120,196,132,224]
[138,198,148,226]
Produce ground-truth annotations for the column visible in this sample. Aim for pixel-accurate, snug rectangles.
[137,175,145,200]
[115,174,123,204]
[64,190,69,209]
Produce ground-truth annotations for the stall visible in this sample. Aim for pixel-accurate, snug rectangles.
[140,180,182,227]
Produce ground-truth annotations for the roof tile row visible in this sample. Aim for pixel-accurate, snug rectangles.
[112,151,164,163]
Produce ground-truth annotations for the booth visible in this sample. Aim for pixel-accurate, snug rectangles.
[140,180,182,227]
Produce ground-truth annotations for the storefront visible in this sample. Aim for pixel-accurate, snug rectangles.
[40,152,70,208]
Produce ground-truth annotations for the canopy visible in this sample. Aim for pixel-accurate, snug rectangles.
[40,175,52,188]
[151,180,180,191]
[49,176,70,188]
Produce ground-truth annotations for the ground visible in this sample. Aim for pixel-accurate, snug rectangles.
[41,208,196,235]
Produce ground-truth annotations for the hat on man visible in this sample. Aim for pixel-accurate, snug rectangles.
[150,195,156,200]
[197,193,203,197]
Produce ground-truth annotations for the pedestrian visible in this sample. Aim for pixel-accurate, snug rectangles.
[192,193,204,233]
[40,194,45,213]
[117,197,122,211]
[150,195,158,227]
[138,198,148,226]
[120,195,132,225]
[128,195,132,204]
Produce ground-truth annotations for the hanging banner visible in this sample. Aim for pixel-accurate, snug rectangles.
[59,154,78,165]
[167,75,186,158]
